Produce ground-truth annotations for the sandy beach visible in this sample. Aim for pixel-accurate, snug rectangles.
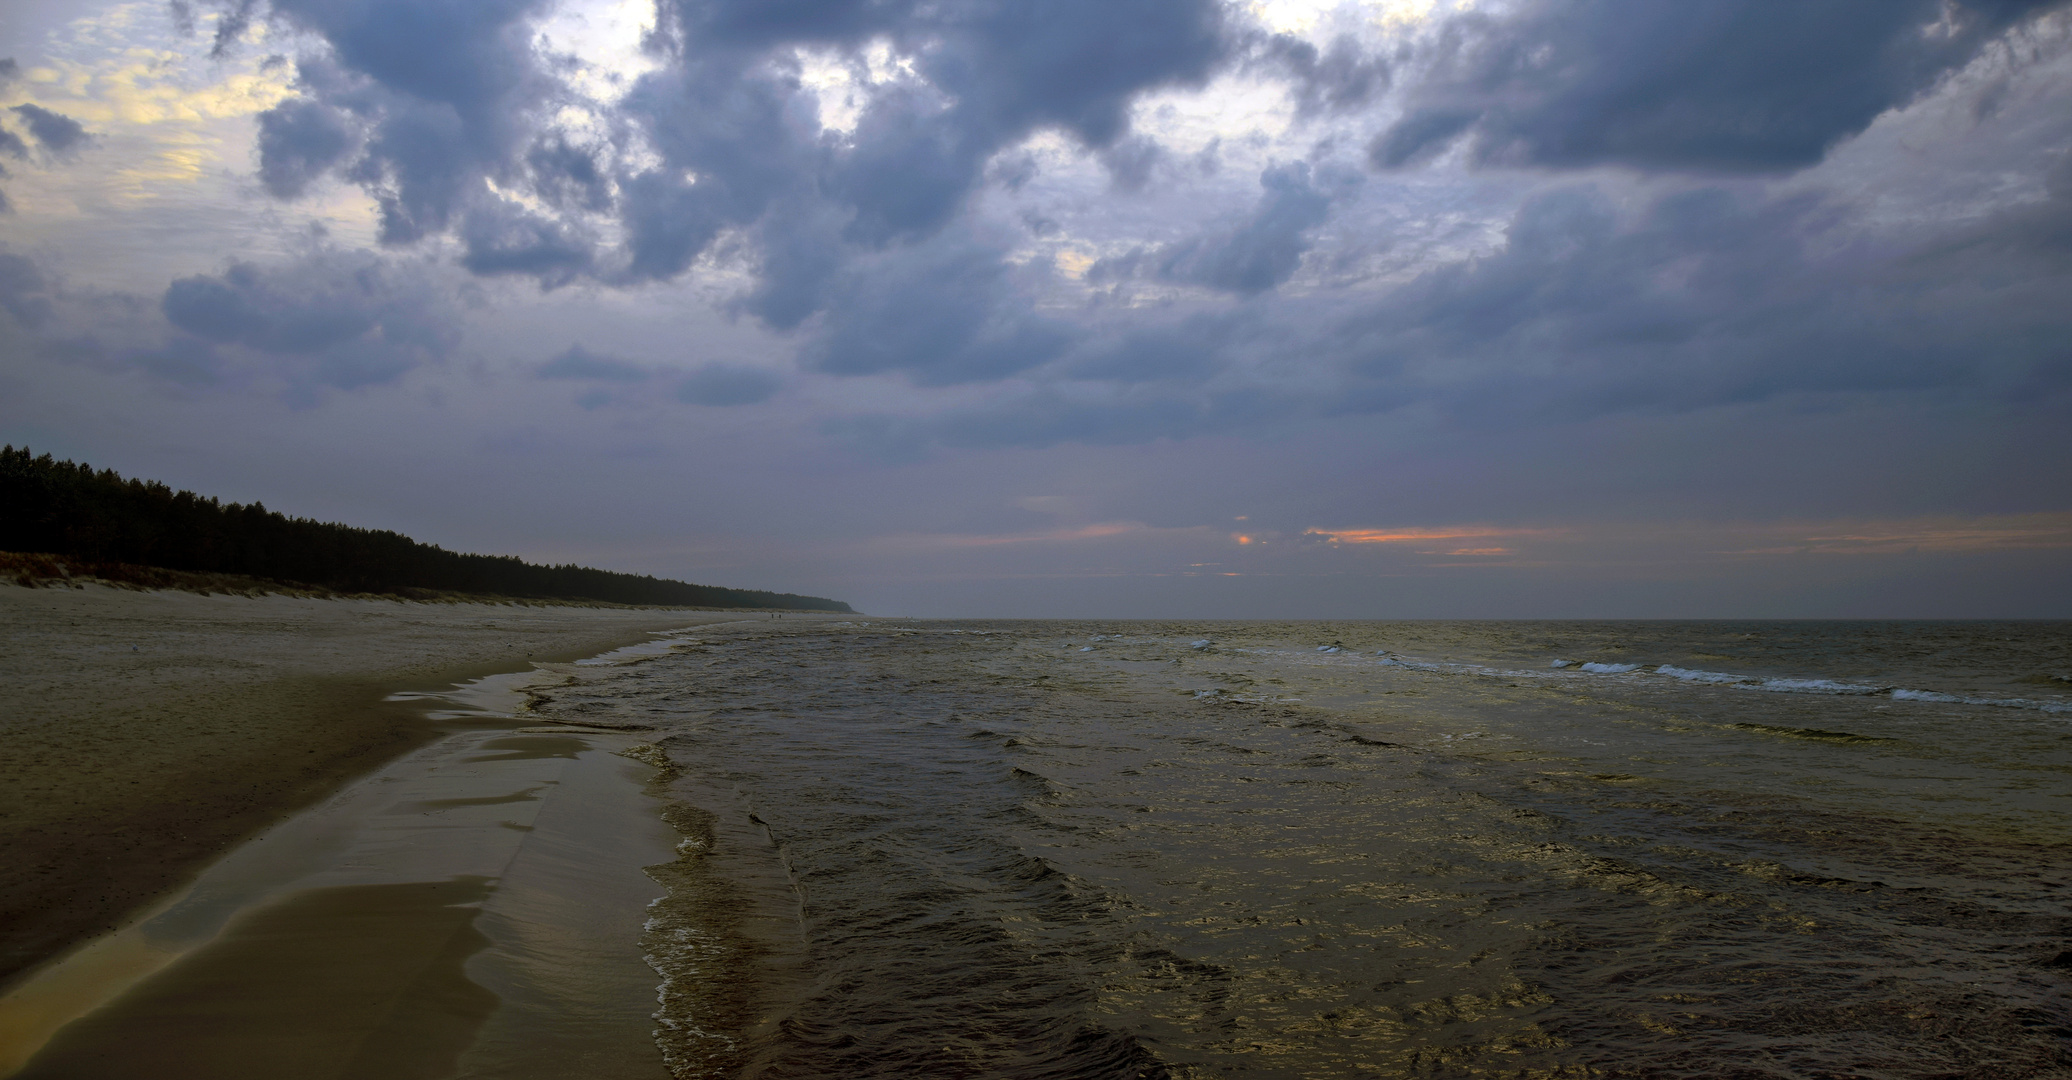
[0,583,765,991]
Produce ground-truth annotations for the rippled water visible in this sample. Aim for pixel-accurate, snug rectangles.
[535,620,2072,1079]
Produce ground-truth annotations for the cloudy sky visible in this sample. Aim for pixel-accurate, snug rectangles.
[1,0,2068,617]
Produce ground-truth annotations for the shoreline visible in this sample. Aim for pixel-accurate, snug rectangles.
[1,714,682,1077]
[0,583,786,991]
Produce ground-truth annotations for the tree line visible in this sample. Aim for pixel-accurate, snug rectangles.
[0,446,852,610]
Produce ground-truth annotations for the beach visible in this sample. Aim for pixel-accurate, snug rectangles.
[4,609,2068,1077]
[0,583,762,991]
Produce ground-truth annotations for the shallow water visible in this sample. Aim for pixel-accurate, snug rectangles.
[535,619,2072,1079]
[0,668,679,1080]
[8,620,2067,1078]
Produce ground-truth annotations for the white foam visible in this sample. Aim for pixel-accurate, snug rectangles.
[1373,654,1452,672]
[1317,645,1341,653]
[1890,688,2072,714]
[1367,649,2072,717]
[1655,665,1751,684]
[1191,640,1212,650]
[1755,678,1888,695]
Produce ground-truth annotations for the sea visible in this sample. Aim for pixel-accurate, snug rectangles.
[550,619,2072,1079]
[7,618,2069,1079]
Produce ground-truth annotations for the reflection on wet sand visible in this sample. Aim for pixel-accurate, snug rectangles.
[0,669,681,1080]
[17,880,499,1080]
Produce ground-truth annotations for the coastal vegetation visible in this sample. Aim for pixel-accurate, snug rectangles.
[0,446,851,610]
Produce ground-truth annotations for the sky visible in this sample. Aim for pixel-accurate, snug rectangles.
[1,0,2069,618]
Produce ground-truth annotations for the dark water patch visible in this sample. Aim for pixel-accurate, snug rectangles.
[1728,722,1889,743]
[412,787,543,809]
[465,734,589,762]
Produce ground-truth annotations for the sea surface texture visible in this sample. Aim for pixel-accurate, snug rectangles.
[536,620,2072,1079]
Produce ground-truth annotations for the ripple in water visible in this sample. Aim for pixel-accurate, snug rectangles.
[532,620,2072,1078]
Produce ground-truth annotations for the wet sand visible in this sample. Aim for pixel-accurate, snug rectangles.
[2,710,686,1078]
[0,584,768,991]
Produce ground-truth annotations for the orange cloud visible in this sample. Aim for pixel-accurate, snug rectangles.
[1723,518,2072,555]
[1305,526,1551,544]
[945,522,1146,547]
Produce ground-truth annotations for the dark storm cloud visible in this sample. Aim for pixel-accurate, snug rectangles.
[458,199,593,285]
[251,0,559,249]
[9,104,92,157]
[618,0,1231,285]
[254,97,356,198]
[1373,0,2069,172]
[1339,181,2072,415]
[346,94,484,244]
[536,346,781,406]
[202,0,2066,437]
[159,252,460,389]
[167,0,258,56]
[269,0,545,112]
[0,58,19,85]
[1258,32,1389,117]
[230,0,1237,310]
[124,335,229,388]
[836,168,2072,455]
[1098,134,1166,193]
[0,116,17,211]
[1916,151,2072,265]
[1156,162,1345,293]
[828,379,1309,458]
[920,392,1209,449]
[0,250,52,328]
[675,363,782,405]
[1065,317,1233,383]
[1091,162,1354,294]
[538,344,649,381]
[614,54,810,282]
[0,103,92,211]
[208,0,258,58]
[803,236,1076,386]
[525,137,612,214]
[736,203,849,330]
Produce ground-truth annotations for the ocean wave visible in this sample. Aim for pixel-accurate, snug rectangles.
[1752,677,1890,696]
[1892,688,2072,714]
[1246,638,2069,717]
[1656,665,1752,685]
[1360,648,2068,716]
[1647,668,2070,712]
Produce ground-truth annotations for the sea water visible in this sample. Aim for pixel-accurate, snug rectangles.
[12,620,2067,1078]
[536,619,2072,1079]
